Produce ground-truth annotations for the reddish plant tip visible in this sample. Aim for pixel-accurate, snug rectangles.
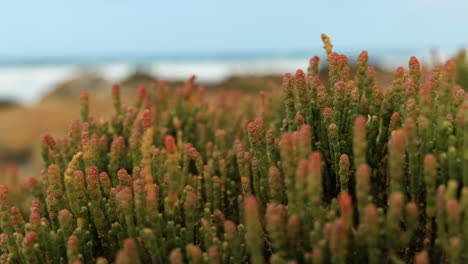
[10,206,20,215]
[282,73,293,90]
[453,87,465,103]
[73,170,84,177]
[183,191,198,209]
[208,246,221,261]
[213,209,225,224]
[296,159,308,177]
[138,85,146,97]
[223,220,237,236]
[436,186,446,207]
[295,113,305,126]
[252,118,263,128]
[323,107,334,120]
[186,147,200,160]
[338,152,350,169]
[117,168,128,175]
[396,66,405,75]
[389,129,406,153]
[0,185,9,201]
[88,166,98,176]
[81,122,90,132]
[80,90,89,100]
[405,202,418,219]
[355,115,366,127]
[123,238,136,251]
[332,216,344,230]
[308,151,323,188]
[59,209,73,222]
[409,56,419,66]
[339,154,349,164]
[215,128,227,137]
[29,210,40,224]
[338,192,352,216]
[334,81,347,91]
[364,204,378,220]
[424,154,437,170]
[244,195,259,213]
[323,222,333,234]
[356,163,370,180]
[310,151,322,166]
[310,56,320,64]
[67,235,79,248]
[25,232,37,242]
[446,199,460,222]
[118,169,132,187]
[186,244,202,259]
[329,52,339,63]
[247,121,256,133]
[41,133,56,149]
[169,248,183,264]
[389,192,404,208]
[358,51,368,62]
[312,248,323,262]
[403,116,416,139]
[80,90,89,105]
[28,176,38,186]
[183,142,193,150]
[259,91,265,100]
[142,109,153,129]
[165,136,177,154]
[189,74,197,83]
[31,198,40,211]
[311,74,322,84]
[444,60,456,75]
[112,84,120,95]
[115,251,130,263]
[117,187,133,202]
[99,172,111,182]
[339,54,349,64]
[390,112,401,126]
[414,251,429,264]
[417,115,430,130]
[295,69,305,78]
[287,214,302,236]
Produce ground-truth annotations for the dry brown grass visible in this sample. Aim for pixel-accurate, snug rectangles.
[0,96,114,174]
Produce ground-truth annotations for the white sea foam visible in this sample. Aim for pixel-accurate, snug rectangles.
[0,59,311,104]
[0,66,76,103]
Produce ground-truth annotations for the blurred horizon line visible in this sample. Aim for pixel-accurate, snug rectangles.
[0,45,465,67]
[0,45,465,104]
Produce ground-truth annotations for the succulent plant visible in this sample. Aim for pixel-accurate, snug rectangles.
[0,35,466,264]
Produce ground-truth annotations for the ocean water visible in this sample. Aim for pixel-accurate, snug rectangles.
[0,48,459,104]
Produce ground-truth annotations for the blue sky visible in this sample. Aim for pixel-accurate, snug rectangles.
[0,0,467,58]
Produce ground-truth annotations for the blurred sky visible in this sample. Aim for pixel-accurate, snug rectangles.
[0,0,467,59]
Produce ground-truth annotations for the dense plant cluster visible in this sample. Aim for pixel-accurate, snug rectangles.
[454,49,468,91]
[0,165,28,213]
[0,36,466,264]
